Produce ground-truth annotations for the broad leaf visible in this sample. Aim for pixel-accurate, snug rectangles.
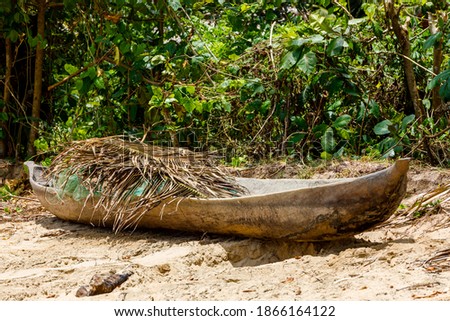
[298,52,317,75]
[320,151,333,160]
[280,48,301,70]
[423,32,442,50]
[151,55,166,66]
[333,114,351,128]
[369,99,380,118]
[309,34,325,44]
[326,37,348,57]
[0,112,8,122]
[186,85,196,95]
[321,127,335,153]
[94,77,105,89]
[289,133,306,143]
[221,99,231,113]
[427,70,450,101]
[289,37,308,49]
[181,98,198,113]
[290,116,308,130]
[348,18,367,25]
[401,114,415,132]
[439,80,450,101]
[64,64,78,75]
[336,128,351,140]
[7,29,19,42]
[168,0,181,10]
[374,120,393,135]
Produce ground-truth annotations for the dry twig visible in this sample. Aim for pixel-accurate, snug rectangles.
[379,183,450,231]
[423,248,450,273]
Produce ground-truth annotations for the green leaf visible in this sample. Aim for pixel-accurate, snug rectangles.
[119,42,130,54]
[363,3,377,20]
[401,114,415,132]
[369,99,380,118]
[309,34,325,44]
[151,55,166,66]
[80,67,96,80]
[75,79,84,91]
[289,133,306,143]
[326,37,348,57]
[321,127,335,153]
[348,18,367,25]
[181,98,197,113]
[313,123,328,138]
[221,99,231,113]
[334,145,345,158]
[242,79,265,98]
[336,128,351,140]
[168,0,181,10]
[424,32,442,50]
[298,52,317,75]
[372,21,383,39]
[439,80,450,101]
[7,29,19,42]
[280,48,301,70]
[427,69,450,90]
[261,100,271,114]
[291,116,307,130]
[289,37,309,49]
[186,85,196,95]
[64,64,78,75]
[374,120,393,135]
[94,77,105,89]
[333,114,351,128]
[320,151,333,160]
[78,78,93,94]
[164,97,178,105]
[0,112,8,122]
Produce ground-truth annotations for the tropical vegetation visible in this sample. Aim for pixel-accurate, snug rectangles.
[0,0,449,166]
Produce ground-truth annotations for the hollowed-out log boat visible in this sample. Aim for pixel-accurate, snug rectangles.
[25,159,409,241]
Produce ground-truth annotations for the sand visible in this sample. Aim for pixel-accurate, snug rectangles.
[1,160,449,301]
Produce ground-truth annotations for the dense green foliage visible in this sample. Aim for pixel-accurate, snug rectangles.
[0,0,449,166]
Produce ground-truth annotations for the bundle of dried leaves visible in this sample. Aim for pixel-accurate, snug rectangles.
[47,136,247,232]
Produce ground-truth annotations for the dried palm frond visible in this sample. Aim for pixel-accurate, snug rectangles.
[47,136,247,232]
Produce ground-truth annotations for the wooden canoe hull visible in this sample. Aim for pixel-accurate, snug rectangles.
[25,159,409,241]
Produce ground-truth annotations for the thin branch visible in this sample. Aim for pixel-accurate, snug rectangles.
[47,50,112,91]
[250,97,278,144]
[269,21,276,70]
[426,125,450,139]
[375,51,437,76]
[47,62,94,91]
[332,0,354,19]
[5,194,41,202]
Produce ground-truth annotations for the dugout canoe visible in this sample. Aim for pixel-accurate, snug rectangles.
[25,159,409,241]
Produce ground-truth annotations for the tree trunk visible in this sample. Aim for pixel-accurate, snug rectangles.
[27,0,46,157]
[384,0,425,120]
[1,38,12,157]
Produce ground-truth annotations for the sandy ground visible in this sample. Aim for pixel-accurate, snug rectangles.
[1,159,449,301]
